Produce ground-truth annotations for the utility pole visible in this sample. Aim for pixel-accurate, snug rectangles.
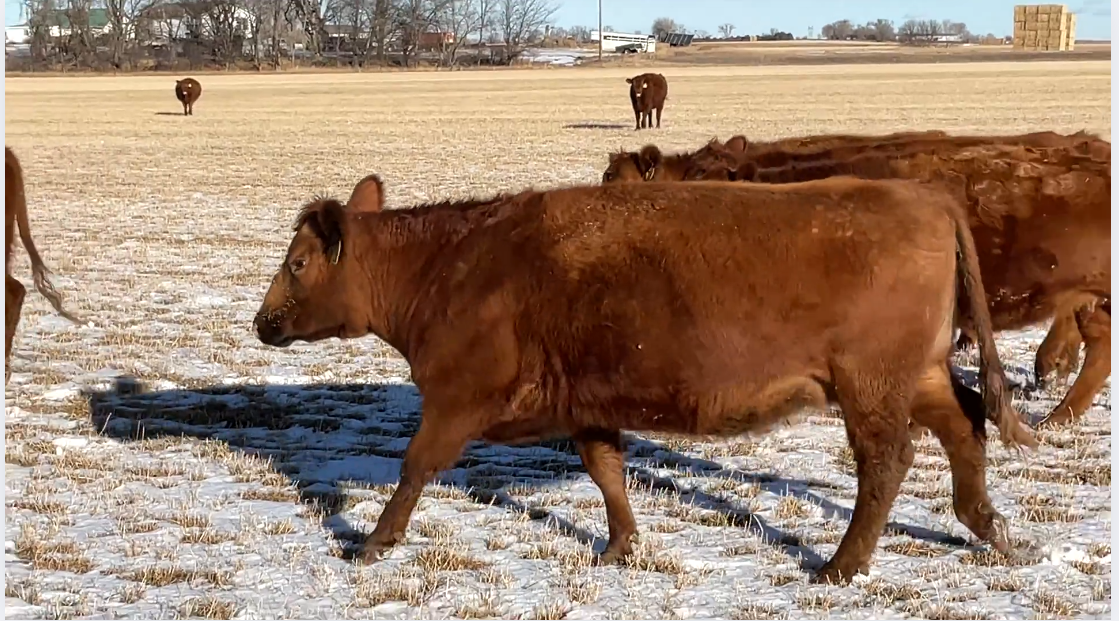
[597,0,603,63]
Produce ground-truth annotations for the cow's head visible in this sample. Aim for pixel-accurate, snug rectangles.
[601,145,664,184]
[253,175,385,348]
[626,75,652,100]
[175,79,191,97]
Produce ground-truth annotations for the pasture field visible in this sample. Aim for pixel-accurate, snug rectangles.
[3,61,1112,620]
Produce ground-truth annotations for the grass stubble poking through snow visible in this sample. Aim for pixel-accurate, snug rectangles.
[3,61,1112,619]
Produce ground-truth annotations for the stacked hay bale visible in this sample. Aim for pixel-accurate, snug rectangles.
[1013,4,1077,51]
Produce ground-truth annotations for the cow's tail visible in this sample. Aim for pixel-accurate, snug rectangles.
[5,149,81,324]
[949,197,1036,448]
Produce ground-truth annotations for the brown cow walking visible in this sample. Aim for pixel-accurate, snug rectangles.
[175,78,202,116]
[5,148,81,382]
[626,73,668,131]
[606,135,1111,428]
[255,175,1033,584]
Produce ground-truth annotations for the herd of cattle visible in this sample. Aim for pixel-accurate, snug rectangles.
[2,82,1111,585]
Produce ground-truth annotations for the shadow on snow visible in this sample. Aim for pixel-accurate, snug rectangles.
[85,376,977,574]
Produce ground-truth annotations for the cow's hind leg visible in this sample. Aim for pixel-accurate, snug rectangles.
[1041,303,1110,427]
[574,427,636,564]
[909,363,1010,552]
[5,275,26,383]
[1035,310,1083,390]
[360,407,475,563]
[655,105,662,128]
[816,371,913,585]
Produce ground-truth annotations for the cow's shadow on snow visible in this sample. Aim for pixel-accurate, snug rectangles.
[86,376,975,574]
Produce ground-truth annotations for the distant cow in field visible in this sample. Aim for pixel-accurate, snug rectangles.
[626,73,668,131]
[5,147,81,382]
[175,78,202,116]
[622,137,1111,428]
[254,174,1033,584]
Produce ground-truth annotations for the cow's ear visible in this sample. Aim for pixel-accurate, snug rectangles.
[313,200,346,265]
[625,77,633,84]
[348,174,384,213]
[724,135,748,153]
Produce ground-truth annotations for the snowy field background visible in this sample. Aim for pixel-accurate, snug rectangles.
[3,62,1112,619]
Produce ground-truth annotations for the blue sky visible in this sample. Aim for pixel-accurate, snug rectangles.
[5,0,1113,39]
[555,0,1112,39]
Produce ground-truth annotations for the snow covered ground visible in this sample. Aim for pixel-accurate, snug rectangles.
[3,64,1111,620]
[2,196,1111,620]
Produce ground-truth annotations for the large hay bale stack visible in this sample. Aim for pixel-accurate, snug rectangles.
[1013,4,1076,51]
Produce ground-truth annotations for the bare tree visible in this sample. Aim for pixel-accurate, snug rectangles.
[62,0,96,66]
[22,0,57,65]
[285,0,328,58]
[365,0,397,64]
[650,16,675,37]
[473,0,492,56]
[199,0,247,66]
[243,0,276,67]
[897,18,918,42]
[396,0,442,67]
[566,24,588,41]
[103,0,151,69]
[820,19,853,40]
[717,22,734,38]
[495,0,554,62]
[436,0,479,66]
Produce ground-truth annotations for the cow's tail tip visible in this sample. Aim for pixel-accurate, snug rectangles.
[32,271,82,325]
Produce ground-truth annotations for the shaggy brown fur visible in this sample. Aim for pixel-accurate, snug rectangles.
[255,174,1032,584]
[688,141,1112,427]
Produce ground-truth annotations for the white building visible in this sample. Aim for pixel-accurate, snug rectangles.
[6,25,30,45]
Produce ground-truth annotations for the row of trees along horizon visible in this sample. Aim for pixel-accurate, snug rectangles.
[8,0,997,74]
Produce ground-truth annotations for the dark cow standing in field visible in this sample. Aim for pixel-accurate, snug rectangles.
[603,134,1111,428]
[255,174,1033,584]
[626,73,668,131]
[5,148,80,381]
[175,78,202,116]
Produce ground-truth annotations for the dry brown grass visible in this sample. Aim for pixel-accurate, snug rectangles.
[411,546,490,572]
[1,59,1111,621]
[178,596,238,620]
[110,564,233,588]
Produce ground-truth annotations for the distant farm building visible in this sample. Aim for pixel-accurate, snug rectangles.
[591,30,657,53]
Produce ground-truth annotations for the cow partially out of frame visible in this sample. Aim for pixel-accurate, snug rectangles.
[603,131,1111,428]
[254,174,1033,584]
[5,147,81,381]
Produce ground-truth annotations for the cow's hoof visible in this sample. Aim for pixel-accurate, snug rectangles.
[595,548,631,567]
[1036,409,1074,429]
[358,541,392,565]
[812,560,867,585]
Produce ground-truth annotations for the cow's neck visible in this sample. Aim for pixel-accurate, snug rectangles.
[352,205,490,357]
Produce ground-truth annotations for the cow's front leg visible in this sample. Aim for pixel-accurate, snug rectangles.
[360,407,476,563]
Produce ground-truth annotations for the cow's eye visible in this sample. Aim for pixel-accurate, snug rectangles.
[290,258,307,273]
